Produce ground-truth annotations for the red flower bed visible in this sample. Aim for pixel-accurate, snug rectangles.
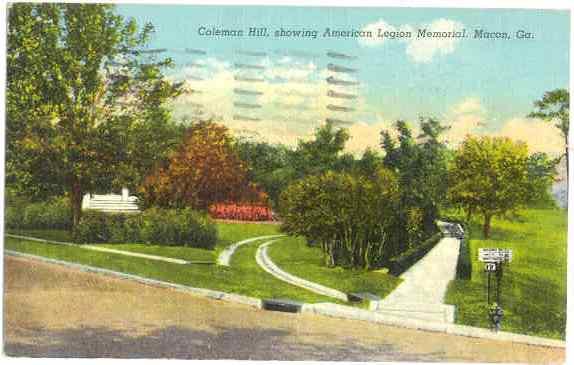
[208,203,275,221]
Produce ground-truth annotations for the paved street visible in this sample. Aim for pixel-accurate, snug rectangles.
[3,256,564,362]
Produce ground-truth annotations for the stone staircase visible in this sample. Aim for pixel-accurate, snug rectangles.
[370,301,456,323]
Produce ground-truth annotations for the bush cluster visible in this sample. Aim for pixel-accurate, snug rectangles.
[72,208,217,249]
[280,169,402,269]
[6,197,71,230]
[387,232,443,276]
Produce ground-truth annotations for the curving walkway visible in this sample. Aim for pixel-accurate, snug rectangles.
[255,239,348,302]
[217,234,285,266]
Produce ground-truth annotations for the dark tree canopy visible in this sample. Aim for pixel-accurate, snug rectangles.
[380,118,450,242]
[6,3,183,226]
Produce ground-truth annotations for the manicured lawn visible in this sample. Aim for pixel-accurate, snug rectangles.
[268,236,403,300]
[4,223,333,304]
[8,229,72,242]
[444,208,567,340]
[95,243,216,262]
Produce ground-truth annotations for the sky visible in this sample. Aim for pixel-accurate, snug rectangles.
[117,4,569,156]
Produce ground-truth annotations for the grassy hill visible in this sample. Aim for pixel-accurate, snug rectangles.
[445,208,567,339]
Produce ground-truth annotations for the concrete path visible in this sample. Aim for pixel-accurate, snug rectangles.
[373,223,461,323]
[255,239,348,302]
[217,234,285,266]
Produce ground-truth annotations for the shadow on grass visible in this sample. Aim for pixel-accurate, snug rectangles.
[503,271,566,339]
[446,271,566,340]
[5,325,447,361]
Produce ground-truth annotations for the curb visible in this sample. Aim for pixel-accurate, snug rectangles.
[5,250,262,309]
[256,239,349,302]
[5,249,566,349]
[301,302,565,349]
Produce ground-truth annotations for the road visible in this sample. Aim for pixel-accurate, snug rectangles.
[3,256,565,362]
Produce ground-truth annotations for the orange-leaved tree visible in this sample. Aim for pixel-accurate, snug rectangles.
[140,121,266,209]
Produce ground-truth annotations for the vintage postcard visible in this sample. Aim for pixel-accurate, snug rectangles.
[2,0,570,362]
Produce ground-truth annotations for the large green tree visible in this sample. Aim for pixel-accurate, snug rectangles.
[448,136,531,238]
[7,3,183,226]
[291,122,350,178]
[235,139,293,207]
[380,118,449,242]
[527,89,569,181]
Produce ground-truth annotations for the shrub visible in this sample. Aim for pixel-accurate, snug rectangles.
[109,214,143,243]
[208,203,274,221]
[7,197,72,230]
[280,169,400,269]
[139,208,217,249]
[5,205,25,229]
[72,207,217,249]
[387,232,443,276]
[72,210,113,243]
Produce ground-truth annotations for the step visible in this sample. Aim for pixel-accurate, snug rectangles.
[373,302,456,323]
[87,205,139,210]
[87,201,139,206]
[87,202,139,208]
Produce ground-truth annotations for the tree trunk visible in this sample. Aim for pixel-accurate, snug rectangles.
[483,214,492,239]
[71,179,83,228]
[466,206,474,221]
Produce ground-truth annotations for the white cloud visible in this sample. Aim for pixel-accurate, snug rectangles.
[443,97,487,146]
[359,18,464,63]
[450,96,484,116]
[168,56,379,149]
[406,19,464,63]
[346,120,391,155]
[496,117,564,156]
[442,97,564,156]
[358,20,398,47]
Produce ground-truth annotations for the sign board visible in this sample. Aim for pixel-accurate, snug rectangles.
[478,248,513,263]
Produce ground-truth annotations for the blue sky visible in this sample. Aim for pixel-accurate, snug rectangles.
[117,4,569,155]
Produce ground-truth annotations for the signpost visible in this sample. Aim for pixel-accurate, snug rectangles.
[478,248,513,332]
[479,248,513,263]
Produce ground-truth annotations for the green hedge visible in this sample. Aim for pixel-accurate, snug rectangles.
[6,197,71,230]
[450,220,472,280]
[387,232,443,276]
[72,208,217,249]
[456,237,472,280]
[139,208,217,249]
